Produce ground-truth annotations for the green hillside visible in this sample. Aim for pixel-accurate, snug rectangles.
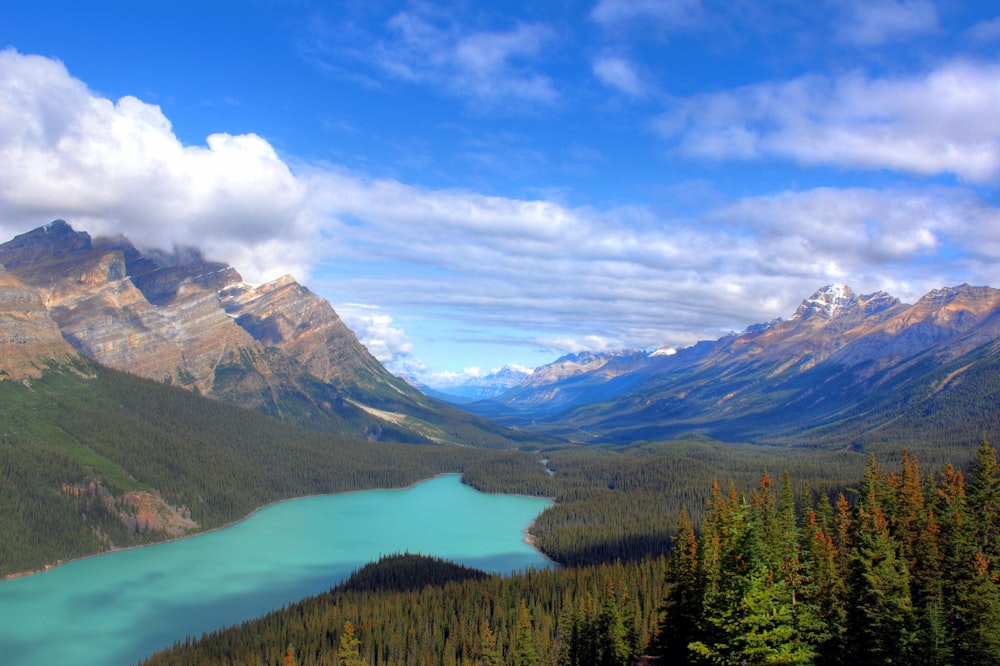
[0,361,541,575]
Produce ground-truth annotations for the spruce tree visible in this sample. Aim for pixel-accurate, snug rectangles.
[337,621,365,666]
[478,622,503,666]
[513,600,540,666]
[845,458,916,665]
[967,437,1000,560]
[651,507,703,664]
[690,484,816,665]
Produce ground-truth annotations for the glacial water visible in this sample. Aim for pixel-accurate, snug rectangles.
[0,474,552,665]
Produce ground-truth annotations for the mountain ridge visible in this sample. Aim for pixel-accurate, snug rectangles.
[467,283,1000,448]
[0,221,522,447]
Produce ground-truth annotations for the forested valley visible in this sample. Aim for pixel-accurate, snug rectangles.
[144,441,1000,665]
[4,359,999,665]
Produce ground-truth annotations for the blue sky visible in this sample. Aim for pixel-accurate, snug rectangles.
[2,1,999,387]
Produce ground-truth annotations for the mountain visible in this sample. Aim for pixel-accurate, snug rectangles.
[468,284,1000,448]
[418,364,533,403]
[0,358,532,575]
[0,221,522,448]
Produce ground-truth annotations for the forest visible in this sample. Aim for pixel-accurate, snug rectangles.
[143,441,1000,665]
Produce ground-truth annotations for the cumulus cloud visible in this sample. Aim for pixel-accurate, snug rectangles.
[3,49,1000,380]
[592,55,648,98]
[335,303,414,365]
[0,49,314,282]
[836,0,938,46]
[302,9,558,107]
[657,59,1000,183]
[590,0,704,30]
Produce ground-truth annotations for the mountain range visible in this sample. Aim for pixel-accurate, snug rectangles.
[4,220,1000,454]
[0,221,520,448]
[465,283,1000,449]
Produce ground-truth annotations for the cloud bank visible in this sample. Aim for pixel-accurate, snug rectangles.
[658,59,1000,183]
[2,48,999,378]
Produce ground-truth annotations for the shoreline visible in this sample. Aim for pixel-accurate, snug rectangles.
[2,472,557,579]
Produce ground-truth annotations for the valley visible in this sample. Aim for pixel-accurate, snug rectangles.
[1,221,999,664]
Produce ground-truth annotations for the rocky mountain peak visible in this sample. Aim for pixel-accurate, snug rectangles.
[790,285,901,323]
[791,284,858,321]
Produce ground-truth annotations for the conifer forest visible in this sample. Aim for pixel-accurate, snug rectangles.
[143,440,1000,665]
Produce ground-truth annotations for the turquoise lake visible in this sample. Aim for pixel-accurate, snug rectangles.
[0,474,552,665]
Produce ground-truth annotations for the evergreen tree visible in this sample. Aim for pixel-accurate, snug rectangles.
[596,581,633,666]
[967,436,1000,561]
[803,504,846,666]
[477,622,503,666]
[953,552,1000,664]
[513,600,540,666]
[845,458,915,665]
[887,452,949,665]
[651,507,703,664]
[337,621,365,666]
[690,482,816,665]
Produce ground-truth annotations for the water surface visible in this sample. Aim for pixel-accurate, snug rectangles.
[0,474,552,665]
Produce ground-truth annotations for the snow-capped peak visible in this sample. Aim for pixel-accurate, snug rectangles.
[792,284,857,321]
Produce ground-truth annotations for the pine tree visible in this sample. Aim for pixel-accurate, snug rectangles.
[803,504,846,666]
[953,552,1000,664]
[337,621,365,666]
[845,458,916,665]
[690,483,816,666]
[513,600,540,666]
[651,507,702,664]
[890,451,949,666]
[477,622,503,666]
[967,436,1000,561]
[283,643,298,666]
[596,580,632,666]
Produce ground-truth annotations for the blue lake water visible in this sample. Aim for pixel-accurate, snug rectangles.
[0,474,552,665]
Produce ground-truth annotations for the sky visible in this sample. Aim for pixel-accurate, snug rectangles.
[1,1,1000,388]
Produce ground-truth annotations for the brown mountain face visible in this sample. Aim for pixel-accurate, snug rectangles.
[0,265,78,379]
[0,221,450,441]
[476,283,1000,447]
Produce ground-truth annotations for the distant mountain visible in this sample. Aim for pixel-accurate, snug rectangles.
[418,365,533,403]
[467,284,1000,448]
[0,221,522,448]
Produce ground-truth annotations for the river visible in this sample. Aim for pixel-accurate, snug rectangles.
[0,474,552,665]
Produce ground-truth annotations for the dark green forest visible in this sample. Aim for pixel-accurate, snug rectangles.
[143,442,1000,665]
[4,360,1000,665]
[0,362,545,575]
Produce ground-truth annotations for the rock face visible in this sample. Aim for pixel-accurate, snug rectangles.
[0,265,78,378]
[473,282,1000,446]
[0,221,435,438]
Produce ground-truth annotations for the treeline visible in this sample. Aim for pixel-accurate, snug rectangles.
[0,364,543,575]
[527,438,877,567]
[140,553,669,666]
[142,441,1000,665]
[652,440,1000,665]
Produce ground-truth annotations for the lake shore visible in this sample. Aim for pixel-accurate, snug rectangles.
[3,472,556,579]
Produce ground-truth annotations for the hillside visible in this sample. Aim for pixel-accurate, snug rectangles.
[0,221,523,448]
[468,284,1000,448]
[0,360,549,576]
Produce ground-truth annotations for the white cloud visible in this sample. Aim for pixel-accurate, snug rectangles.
[590,0,703,29]
[836,0,938,46]
[592,55,648,98]
[968,17,1000,42]
[0,49,314,283]
[3,49,1000,378]
[657,59,1000,183]
[324,9,559,107]
[335,303,414,365]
